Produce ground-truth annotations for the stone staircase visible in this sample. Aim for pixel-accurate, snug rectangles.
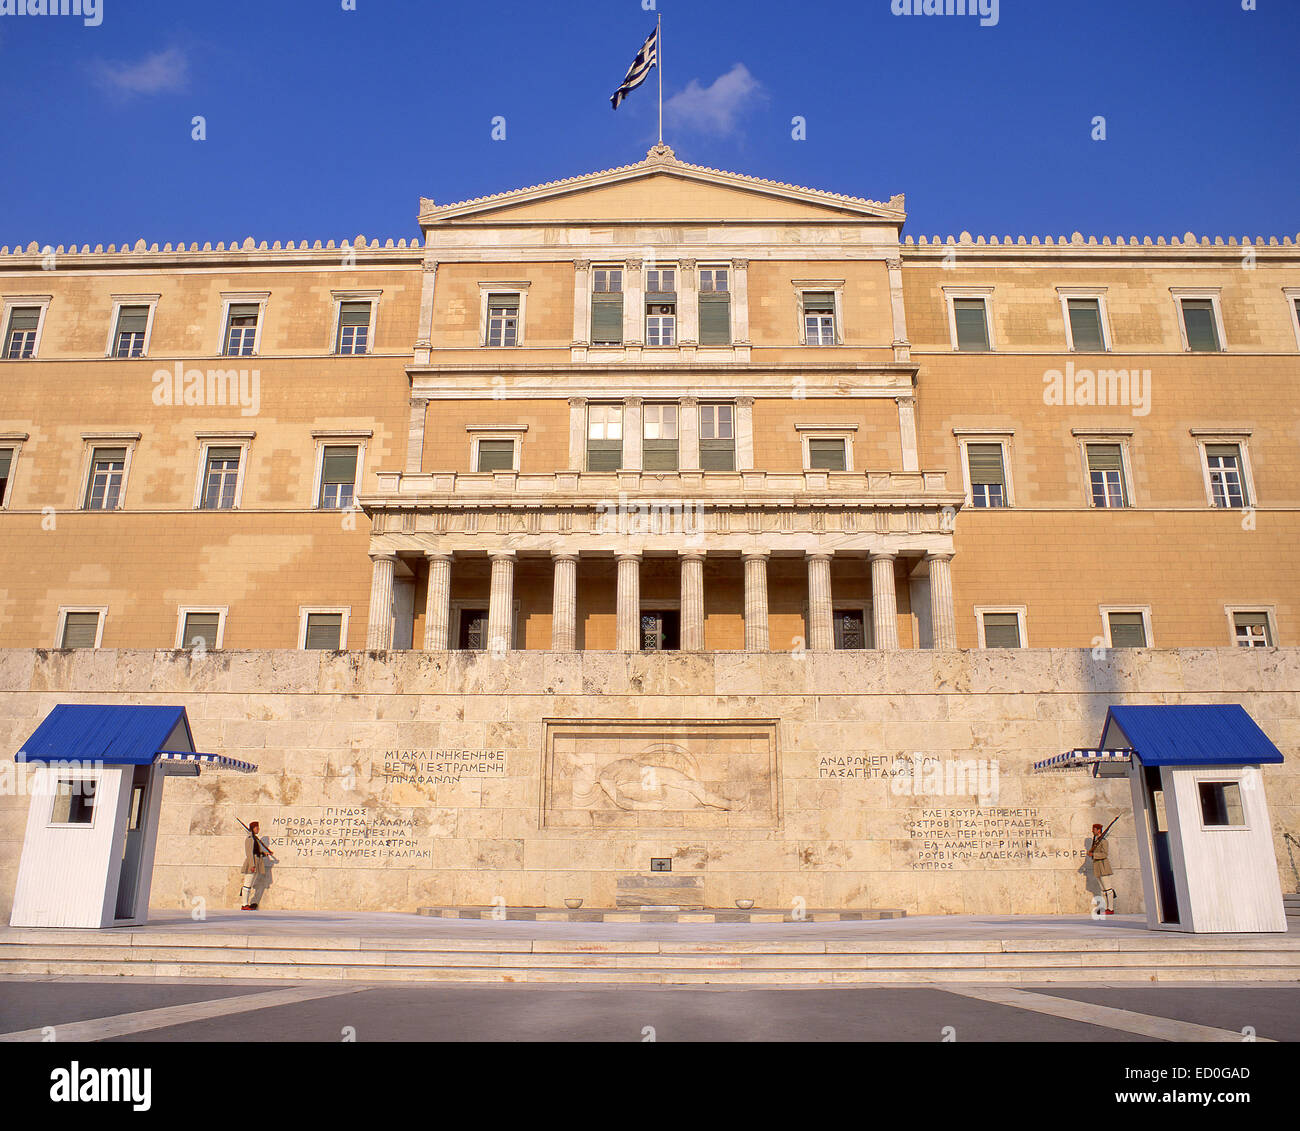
[1285,894,1300,922]
[3,927,1299,985]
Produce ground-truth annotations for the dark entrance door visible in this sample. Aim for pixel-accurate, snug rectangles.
[640,610,680,651]
[1144,764,1180,925]
[458,609,488,650]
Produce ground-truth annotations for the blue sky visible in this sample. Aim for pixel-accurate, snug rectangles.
[0,0,1296,246]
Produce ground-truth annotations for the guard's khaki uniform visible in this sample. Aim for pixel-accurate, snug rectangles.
[239,834,270,907]
[1091,837,1112,879]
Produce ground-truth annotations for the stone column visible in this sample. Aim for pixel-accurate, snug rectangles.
[365,553,397,650]
[680,551,705,651]
[414,259,437,366]
[405,398,427,474]
[678,259,699,345]
[806,553,834,652]
[487,551,516,653]
[679,396,700,472]
[571,260,591,346]
[623,259,643,346]
[927,552,957,650]
[731,259,751,344]
[551,552,578,651]
[616,552,641,651]
[423,552,452,650]
[622,396,643,471]
[735,396,755,471]
[568,396,587,471]
[896,395,919,473]
[886,256,911,363]
[871,552,900,651]
[743,552,770,652]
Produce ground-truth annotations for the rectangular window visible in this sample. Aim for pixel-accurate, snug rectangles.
[953,298,991,351]
[476,438,516,473]
[803,291,836,345]
[51,778,96,825]
[807,438,847,472]
[1107,611,1148,648]
[201,446,242,510]
[1205,444,1247,508]
[833,609,867,650]
[1180,298,1221,351]
[0,446,12,506]
[646,268,676,294]
[1233,611,1273,648]
[640,610,680,652]
[112,305,150,358]
[699,404,735,471]
[1086,444,1128,507]
[587,405,623,471]
[458,609,488,651]
[642,404,679,471]
[180,612,221,650]
[967,443,1007,507]
[646,304,676,346]
[303,612,343,650]
[699,267,731,346]
[1067,298,1106,351]
[60,611,101,649]
[336,301,372,354]
[4,306,41,359]
[84,447,127,510]
[318,445,358,509]
[591,267,624,346]
[486,294,519,347]
[223,303,260,356]
[982,612,1022,649]
[1198,781,1244,827]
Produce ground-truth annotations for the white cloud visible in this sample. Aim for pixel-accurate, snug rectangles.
[664,63,765,136]
[91,48,189,96]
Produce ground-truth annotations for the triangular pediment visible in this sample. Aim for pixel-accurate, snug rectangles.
[421,146,904,225]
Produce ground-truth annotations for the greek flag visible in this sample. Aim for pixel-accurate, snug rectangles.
[611,26,658,110]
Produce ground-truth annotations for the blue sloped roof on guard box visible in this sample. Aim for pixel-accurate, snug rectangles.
[15,704,193,765]
[1103,704,1284,767]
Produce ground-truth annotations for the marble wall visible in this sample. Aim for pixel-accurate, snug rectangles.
[1,647,1297,917]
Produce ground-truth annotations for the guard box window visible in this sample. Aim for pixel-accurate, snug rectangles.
[1198,781,1244,827]
[51,778,96,825]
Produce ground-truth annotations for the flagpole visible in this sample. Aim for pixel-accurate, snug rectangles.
[657,13,663,146]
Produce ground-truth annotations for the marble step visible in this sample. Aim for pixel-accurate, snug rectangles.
[416,906,907,923]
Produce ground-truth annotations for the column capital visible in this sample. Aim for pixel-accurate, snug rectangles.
[615,551,643,563]
[925,551,954,564]
[735,395,755,408]
[573,259,591,271]
[680,258,697,270]
[488,550,517,563]
[678,549,707,562]
[731,258,750,270]
[679,395,699,406]
[423,550,453,563]
[869,551,899,564]
[806,551,833,564]
[421,259,438,274]
[742,550,772,562]
[369,552,398,564]
[895,394,916,407]
[623,395,643,407]
[551,550,580,563]
[624,258,642,274]
[568,395,588,408]
[885,257,903,271]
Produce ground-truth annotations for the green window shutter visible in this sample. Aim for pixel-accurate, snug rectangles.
[321,446,357,483]
[967,443,1005,485]
[206,446,241,465]
[182,613,221,650]
[304,614,342,650]
[1181,300,1220,350]
[227,303,259,322]
[587,442,621,471]
[643,439,679,471]
[699,439,735,471]
[1086,444,1123,472]
[476,439,515,472]
[699,293,731,345]
[591,295,624,344]
[0,448,12,481]
[1067,299,1104,350]
[953,299,990,350]
[803,291,834,311]
[61,612,100,649]
[339,301,371,326]
[9,307,40,331]
[488,293,519,311]
[807,439,846,471]
[983,613,1021,649]
[1108,612,1147,648]
[116,306,149,333]
[1206,443,1240,461]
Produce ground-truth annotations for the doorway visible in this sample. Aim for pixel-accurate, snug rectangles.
[114,766,151,921]
[640,610,680,651]
[1143,764,1180,925]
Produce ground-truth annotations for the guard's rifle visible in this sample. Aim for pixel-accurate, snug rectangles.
[1090,814,1122,853]
[236,817,278,862]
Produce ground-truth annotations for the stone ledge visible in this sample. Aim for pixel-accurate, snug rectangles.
[415,905,907,923]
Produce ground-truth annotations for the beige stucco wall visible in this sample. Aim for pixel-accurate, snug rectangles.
[1,648,1296,919]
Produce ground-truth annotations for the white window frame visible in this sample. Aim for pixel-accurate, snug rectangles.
[1224,605,1278,648]
[175,606,229,650]
[1073,429,1135,508]
[0,431,27,509]
[55,606,108,649]
[1283,288,1300,351]
[331,289,381,356]
[78,432,140,511]
[311,431,369,510]
[45,768,102,829]
[954,430,1014,508]
[1191,431,1255,509]
[467,425,526,473]
[645,306,677,347]
[298,606,350,650]
[1171,288,1226,352]
[219,292,269,357]
[793,281,845,346]
[1057,288,1112,352]
[796,423,857,472]
[104,295,160,359]
[943,287,996,352]
[1192,774,1249,832]
[1099,605,1154,648]
[2,295,52,360]
[478,283,529,348]
[974,606,1028,649]
[193,432,254,510]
